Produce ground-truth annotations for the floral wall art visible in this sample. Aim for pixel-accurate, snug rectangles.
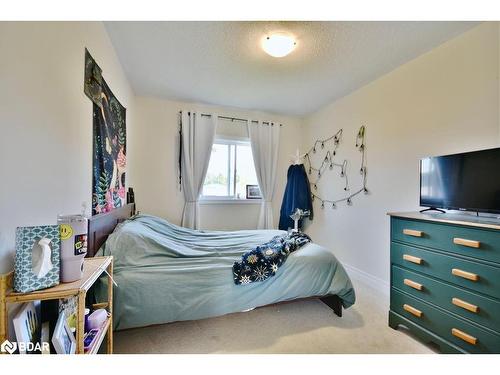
[84,49,127,215]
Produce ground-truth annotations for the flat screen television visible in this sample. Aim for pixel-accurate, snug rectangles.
[420,147,500,214]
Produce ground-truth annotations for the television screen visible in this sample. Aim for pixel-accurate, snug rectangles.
[420,147,500,214]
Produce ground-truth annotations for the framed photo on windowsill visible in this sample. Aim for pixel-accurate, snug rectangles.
[246,185,262,199]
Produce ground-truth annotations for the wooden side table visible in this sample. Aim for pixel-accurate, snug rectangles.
[0,256,113,354]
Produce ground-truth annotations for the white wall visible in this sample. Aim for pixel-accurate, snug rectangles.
[302,22,500,286]
[0,22,135,273]
[128,96,302,229]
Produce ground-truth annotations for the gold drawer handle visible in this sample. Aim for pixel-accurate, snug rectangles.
[403,304,423,318]
[403,278,423,291]
[452,268,479,282]
[451,328,477,345]
[403,229,423,237]
[403,254,423,265]
[452,297,479,313]
[453,237,481,249]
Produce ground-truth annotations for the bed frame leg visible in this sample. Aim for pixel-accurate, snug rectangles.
[320,295,342,317]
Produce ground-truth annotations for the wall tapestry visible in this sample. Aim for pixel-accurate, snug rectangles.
[84,49,127,215]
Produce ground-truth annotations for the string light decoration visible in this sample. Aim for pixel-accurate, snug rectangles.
[304,126,368,209]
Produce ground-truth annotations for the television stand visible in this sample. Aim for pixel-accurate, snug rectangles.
[419,207,446,214]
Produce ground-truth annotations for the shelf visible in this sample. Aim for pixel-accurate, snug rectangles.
[5,256,113,303]
[85,316,111,355]
[1,256,114,354]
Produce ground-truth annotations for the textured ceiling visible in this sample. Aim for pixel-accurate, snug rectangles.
[105,21,478,116]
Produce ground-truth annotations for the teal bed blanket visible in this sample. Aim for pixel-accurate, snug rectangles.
[95,214,355,330]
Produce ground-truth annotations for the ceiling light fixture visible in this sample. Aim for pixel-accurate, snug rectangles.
[262,33,296,58]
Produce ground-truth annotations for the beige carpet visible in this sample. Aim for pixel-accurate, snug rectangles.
[114,279,437,354]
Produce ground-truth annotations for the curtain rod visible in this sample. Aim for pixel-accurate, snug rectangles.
[179,111,282,126]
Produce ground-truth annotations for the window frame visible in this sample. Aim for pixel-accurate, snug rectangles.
[200,136,261,203]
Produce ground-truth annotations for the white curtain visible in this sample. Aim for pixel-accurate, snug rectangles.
[248,121,281,229]
[180,111,217,229]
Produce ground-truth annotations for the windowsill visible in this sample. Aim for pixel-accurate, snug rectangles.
[199,198,262,205]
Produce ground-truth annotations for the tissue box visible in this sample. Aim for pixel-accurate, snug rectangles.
[14,225,61,293]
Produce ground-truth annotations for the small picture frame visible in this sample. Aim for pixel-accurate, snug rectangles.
[246,185,262,199]
[52,311,76,354]
[13,301,41,354]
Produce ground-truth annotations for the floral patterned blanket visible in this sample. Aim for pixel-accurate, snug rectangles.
[232,232,311,285]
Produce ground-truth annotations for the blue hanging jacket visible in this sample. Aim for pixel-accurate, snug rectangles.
[278,164,314,231]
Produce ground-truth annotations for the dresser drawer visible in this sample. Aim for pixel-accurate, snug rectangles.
[392,242,500,299]
[392,265,500,332]
[392,218,500,265]
[391,289,500,353]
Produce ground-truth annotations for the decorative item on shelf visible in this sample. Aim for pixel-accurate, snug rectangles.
[12,301,41,354]
[304,125,368,209]
[59,297,78,332]
[40,321,51,354]
[126,187,135,204]
[84,308,91,333]
[52,311,76,355]
[289,208,311,233]
[246,184,262,199]
[83,329,100,352]
[57,215,88,283]
[87,309,108,331]
[13,225,60,293]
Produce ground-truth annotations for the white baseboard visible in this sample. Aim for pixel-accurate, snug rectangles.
[342,262,390,299]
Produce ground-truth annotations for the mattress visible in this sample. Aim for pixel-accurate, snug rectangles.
[95,214,355,330]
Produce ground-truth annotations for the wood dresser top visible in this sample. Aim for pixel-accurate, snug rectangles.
[387,211,500,231]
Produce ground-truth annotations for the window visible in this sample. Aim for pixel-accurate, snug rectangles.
[202,138,260,200]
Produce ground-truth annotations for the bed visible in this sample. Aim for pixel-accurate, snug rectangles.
[88,204,355,331]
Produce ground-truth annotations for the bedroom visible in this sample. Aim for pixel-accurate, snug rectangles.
[1,0,500,372]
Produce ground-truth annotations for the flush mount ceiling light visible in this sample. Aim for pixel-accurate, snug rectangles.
[262,33,297,58]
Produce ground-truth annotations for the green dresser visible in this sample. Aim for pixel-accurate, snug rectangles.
[388,212,500,353]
